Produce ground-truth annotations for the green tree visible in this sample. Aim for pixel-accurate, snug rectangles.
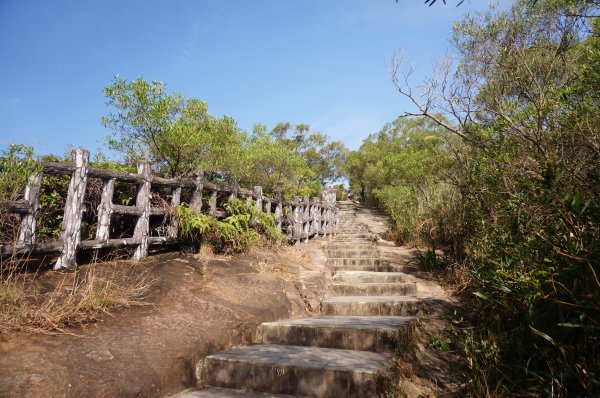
[386,0,600,394]
[102,76,247,179]
[268,122,348,185]
[346,116,460,245]
[244,124,314,197]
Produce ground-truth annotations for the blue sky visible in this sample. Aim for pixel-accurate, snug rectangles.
[0,0,503,157]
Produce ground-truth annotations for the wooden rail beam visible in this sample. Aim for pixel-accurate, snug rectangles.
[1,148,339,264]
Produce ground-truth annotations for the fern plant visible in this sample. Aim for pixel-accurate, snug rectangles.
[176,199,285,253]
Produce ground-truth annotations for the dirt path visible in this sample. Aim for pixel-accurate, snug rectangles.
[0,241,331,398]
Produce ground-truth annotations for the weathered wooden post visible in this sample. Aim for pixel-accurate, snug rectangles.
[17,173,42,246]
[229,179,238,201]
[95,178,115,241]
[292,196,302,245]
[190,170,204,213]
[310,197,319,237]
[332,208,338,235]
[183,170,203,253]
[132,160,151,261]
[320,188,337,237]
[323,207,328,236]
[253,186,263,211]
[54,148,90,270]
[286,202,294,241]
[209,189,218,215]
[274,193,283,231]
[168,186,181,238]
[315,202,321,236]
[319,206,324,237]
[331,208,336,234]
[303,196,310,243]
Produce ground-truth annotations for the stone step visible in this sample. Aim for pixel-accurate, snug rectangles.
[327,258,383,266]
[321,296,421,316]
[327,243,377,250]
[328,282,417,296]
[329,262,403,273]
[199,344,394,398]
[258,316,415,354]
[172,388,293,397]
[332,271,408,283]
[325,249,379,258]
[330,240,373,245]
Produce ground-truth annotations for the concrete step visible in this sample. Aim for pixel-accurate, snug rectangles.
[199,344,394,398]
[325,249,379,258]
[335,233,371,238]
[321,296,421,316]
[328,282,417,296]
[327,243,377,250]
[332,271,408,283]
[258,316,416,354]
[330,240,373,245]
[172,388,294,397]
[327,258,383,266]
[329,262,403,273]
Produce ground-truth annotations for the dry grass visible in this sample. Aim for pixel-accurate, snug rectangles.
[0,254,156,336]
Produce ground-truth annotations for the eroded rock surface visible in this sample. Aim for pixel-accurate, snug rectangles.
[0,242,329,398]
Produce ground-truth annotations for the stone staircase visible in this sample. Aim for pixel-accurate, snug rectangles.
[174,203,420,397]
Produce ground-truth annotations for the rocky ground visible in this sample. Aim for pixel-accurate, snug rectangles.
[0,204,467,398]
[0,240,331,398]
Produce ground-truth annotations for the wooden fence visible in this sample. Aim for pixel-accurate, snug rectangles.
[0,148,339,270]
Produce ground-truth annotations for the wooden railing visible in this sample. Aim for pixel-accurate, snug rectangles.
[0,148,339,269]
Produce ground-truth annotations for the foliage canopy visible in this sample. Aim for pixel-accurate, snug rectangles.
[101,76,347,199]
[349,0,600,395]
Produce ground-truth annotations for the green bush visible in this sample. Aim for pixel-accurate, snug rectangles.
[177,198,285,253]
[0,144,41,202]
[347,1,600,395]
[0,144,42,243]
